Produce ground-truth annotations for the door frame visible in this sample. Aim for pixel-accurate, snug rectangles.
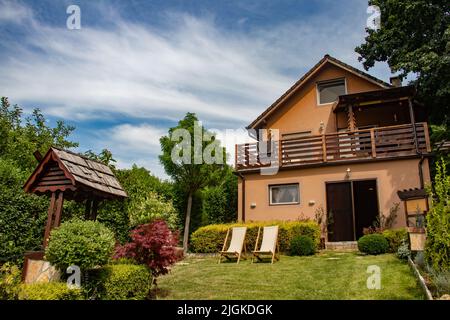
[325,178,381,241]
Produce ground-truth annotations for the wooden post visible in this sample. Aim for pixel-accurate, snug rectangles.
[322,134,327,162]
[278,139,282,167]
[408,98,419,153]
[244,144,249,166]
[52,192,64,228]
[91,199,99,220]
[43,192,56,248]
[370,128,377,158]
[422,122,432,152]
[347,105,356,131]
[84,199,92,220]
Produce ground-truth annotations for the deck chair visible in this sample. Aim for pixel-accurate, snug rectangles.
[218,227,247,264]
[252,226,280,264]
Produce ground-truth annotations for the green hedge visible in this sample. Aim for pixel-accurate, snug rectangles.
[18,282,84,300]
[382,228,408,253]
[190,221,320,253]
[86,263,152,300]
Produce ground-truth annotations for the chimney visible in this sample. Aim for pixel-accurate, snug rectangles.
[390,76,402,87]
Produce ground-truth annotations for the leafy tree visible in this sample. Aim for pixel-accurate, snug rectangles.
[159,113,226,252]
[355,0,450,135]
[0,97,78,264]
[0,97,78,172]
[96,165,175,243]
[203,166,238,224]
[83,149,117,168]
[425,158,450,271]
[128,191,179,230]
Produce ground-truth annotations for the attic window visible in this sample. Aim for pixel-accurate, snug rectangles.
[317,79,346,104]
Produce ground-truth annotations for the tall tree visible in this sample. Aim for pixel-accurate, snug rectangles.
[355,0,449,135]
[159,113,226,252]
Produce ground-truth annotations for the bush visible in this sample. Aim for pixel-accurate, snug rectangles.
[414,251,426,269]
[382,228,408,253]
[290,236,315,256]
[397,239,411,260]
[427,267,450,297]
[202,168,238,224]
[114,220,179,279]
[190,220,321,253]
[0,159,48,265]
[99,264,151,300]
[45,218,115,271]
[18,282,84,300]
[425,159,450,271]
[357,234,389,255]
[0,263,21,300]
[128,191,179,230]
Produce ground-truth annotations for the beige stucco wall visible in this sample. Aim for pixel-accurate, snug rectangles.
[237,158,431,229]
[265,62,383,136]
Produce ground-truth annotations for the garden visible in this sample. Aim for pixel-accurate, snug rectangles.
[0,97,449,300]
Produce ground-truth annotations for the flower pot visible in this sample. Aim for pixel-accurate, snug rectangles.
[407,227,426,251]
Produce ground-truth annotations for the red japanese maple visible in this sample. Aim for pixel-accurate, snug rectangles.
[114,220,179,279]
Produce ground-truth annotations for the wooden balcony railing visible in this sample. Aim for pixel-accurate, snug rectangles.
[235,122,431,171]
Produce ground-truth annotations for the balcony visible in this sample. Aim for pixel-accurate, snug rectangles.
[235,122,431,171]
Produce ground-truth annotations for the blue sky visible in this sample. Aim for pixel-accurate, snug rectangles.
[0,0,395,179]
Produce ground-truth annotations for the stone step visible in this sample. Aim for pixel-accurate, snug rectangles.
[325,241,358,251]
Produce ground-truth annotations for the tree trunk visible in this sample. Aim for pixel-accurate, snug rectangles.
[183,191,193,254]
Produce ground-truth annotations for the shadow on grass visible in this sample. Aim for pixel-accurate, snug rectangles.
[149,287,171,300]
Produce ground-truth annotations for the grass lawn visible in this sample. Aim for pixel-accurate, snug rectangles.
[155,251,424,300]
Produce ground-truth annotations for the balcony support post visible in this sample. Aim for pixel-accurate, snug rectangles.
[408,98,419,154]
[322,134,327,162]
[370,128,376,158]
[347,105,356,131]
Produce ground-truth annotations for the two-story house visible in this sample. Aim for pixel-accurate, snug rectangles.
[235,54,431,243]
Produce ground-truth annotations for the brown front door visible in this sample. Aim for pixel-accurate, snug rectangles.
[326,182,354,241]
[353,180,379,239]
[326,180,379,241]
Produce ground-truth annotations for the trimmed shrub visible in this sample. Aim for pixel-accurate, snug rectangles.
[190,220,320,253]
[114,220,179,279]
[357,234,389,255]
[0,262,21,300]
[45,218,115,271]
[88,264,152,300]
[290,236,315,256]
[18,282,84,300]
[397,239,411,260]
[382,228,408,253]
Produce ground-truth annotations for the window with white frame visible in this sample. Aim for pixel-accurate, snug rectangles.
[269,184,299,205]
[317,79,346,104]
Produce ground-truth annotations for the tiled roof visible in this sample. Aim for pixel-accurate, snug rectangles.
[247,54,392,130]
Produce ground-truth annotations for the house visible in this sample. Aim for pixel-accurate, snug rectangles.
[235,54,432,242]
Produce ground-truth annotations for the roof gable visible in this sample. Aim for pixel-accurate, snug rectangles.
[247,54,392,130]
[24,147,127,199]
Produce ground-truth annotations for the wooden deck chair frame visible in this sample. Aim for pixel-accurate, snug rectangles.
[218,227,247,264]
[252,226,280,264]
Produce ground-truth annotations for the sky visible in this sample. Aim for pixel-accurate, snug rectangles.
[0,0,396,179]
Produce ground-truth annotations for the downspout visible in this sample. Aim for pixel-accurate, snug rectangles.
[235,172,246,222]
[408,98,425,189]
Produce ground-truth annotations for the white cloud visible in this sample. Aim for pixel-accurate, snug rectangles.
[0,2,395,178]
[0,0,33,23]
